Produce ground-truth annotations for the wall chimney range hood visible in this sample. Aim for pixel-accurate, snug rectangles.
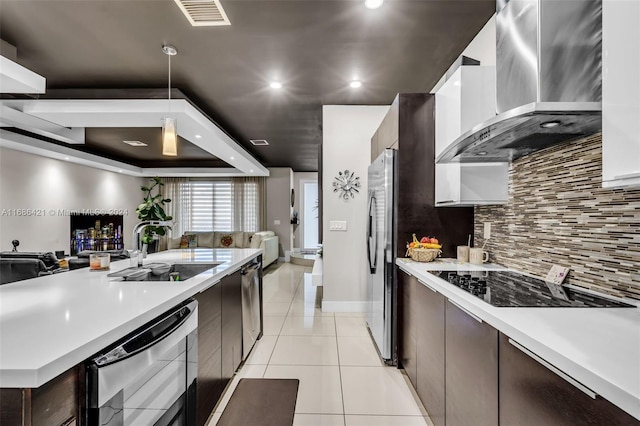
[437,0,602,163]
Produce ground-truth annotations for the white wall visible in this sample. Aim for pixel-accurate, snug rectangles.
[266,167,294,258]
[430,14,496,93]
[322,105,388,312]
[293,171,318,250]
[0,147,144,253]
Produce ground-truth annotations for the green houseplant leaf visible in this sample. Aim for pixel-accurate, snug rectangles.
[136,177,173,245]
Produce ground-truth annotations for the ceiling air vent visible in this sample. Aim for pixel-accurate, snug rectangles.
[123,140,148,147]
[173,0,231,27]
[250,139,269,146]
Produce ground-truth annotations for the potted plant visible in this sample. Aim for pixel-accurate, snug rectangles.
[135,177,172,253]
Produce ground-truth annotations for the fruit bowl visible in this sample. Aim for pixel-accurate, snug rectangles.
[406,233,442,262]
[407,248,441,263]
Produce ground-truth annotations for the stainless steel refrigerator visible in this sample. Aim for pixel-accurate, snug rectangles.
[366,149,397,364]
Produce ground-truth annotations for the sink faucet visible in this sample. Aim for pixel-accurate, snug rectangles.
[132,221,174,252]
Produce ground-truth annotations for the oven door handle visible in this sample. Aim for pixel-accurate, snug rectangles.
[93,299,197,367]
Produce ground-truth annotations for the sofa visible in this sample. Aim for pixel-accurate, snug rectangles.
[0,251,60,284]
[0,258,50,284]
[165,231,279,268]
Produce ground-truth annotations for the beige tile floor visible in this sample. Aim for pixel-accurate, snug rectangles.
[208,262,433,426]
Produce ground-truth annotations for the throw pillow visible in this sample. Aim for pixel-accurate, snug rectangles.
[249,234,262,249]
[167,236,183,250]
[234,231,245,248]
[179,235,189,249]
[220,233,234,247]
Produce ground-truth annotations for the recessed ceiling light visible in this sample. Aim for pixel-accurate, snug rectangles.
[476,151,488,156]
[64,157,70,161]
[364,0,383,9]
[350,80,363,88]
[540,120,562,128]
[270,81,282,89]
[230,156,235,160]
[250,139,269,146]
[195,134,202,139]
[118,169,123,173]
[250,169,254,173]
[123,140,148,147]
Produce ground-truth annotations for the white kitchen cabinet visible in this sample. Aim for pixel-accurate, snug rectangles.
[435,65,508,205]
[435,163,509,206]
[602,0,640,188]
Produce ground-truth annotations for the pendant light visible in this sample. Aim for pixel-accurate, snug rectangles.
[162,45,178,157]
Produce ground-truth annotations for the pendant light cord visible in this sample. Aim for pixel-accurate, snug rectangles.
[168,53,171,115]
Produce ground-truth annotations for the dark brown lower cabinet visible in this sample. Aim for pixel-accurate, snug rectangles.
[445,299,498,426]
[194,282,223,426]
[0,366,80,426]
[415,279,445,426]
[399,270,417,387]
[221,270,243,387]
[499,333,640,426]
[398,269,446,426]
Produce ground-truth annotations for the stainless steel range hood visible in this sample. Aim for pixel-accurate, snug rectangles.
[437,0,602,163]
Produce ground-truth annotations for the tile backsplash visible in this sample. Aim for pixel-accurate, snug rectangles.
[475,134,640,301]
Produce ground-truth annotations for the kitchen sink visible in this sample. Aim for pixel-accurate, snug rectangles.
[108,263,220,282]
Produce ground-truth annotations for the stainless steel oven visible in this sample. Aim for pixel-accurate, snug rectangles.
[86,299,198,426]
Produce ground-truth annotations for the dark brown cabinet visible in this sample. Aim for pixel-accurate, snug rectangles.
[399,270,418,387]
[445,299,498,426]
[499,333,640,426]
[415,279,446,426]
[221,269,243,387]
[194,282,223,426]
[398,269,446,426]
[0,366,80,426]
[194,268,244,426]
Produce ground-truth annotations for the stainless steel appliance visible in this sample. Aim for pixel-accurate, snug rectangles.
[437,0,603,163]
[86,300,198,426]
[366,149,397,364]
[241,258,262,360]
[429,270,635,308]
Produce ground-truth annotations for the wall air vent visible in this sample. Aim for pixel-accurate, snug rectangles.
[250,139,269,146]
[173,0,231,27]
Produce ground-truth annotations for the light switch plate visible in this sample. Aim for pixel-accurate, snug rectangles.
[329,220,347,231]
[274,219,281,225]
[483,222,491,239]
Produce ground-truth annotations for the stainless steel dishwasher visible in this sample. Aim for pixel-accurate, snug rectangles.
[86,299,198,426]
[241,258,262,360]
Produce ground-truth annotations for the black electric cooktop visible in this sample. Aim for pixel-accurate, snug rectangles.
[428,270,635,308]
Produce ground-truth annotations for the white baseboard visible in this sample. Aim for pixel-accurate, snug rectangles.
[321,300,369,313]
[278,256,287,262]
[284,251,291,262]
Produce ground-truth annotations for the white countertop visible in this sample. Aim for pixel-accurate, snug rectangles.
[397,258,640,420]
[0,248,261,388]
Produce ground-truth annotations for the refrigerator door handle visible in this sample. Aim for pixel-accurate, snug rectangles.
[367,192,377,274]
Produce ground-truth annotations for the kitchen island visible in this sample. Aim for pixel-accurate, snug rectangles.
[397,258,640,424]
[0,248,261,388]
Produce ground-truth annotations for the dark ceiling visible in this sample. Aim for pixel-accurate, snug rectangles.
[0,0,495,172]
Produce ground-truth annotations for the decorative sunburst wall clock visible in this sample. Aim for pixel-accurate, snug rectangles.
[332,170,360,200]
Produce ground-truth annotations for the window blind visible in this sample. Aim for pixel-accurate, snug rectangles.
[176,180,259,232]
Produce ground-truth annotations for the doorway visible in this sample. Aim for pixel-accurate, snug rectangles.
[301,180,319,251]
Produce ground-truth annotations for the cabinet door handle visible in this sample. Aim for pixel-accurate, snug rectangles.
[418,278,438,293]
[448,299,483,323]
[508,338,597,399]
[612,171,640,180]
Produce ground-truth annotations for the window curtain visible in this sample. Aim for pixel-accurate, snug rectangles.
[233,176,267,232]
[161,177,191,237]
